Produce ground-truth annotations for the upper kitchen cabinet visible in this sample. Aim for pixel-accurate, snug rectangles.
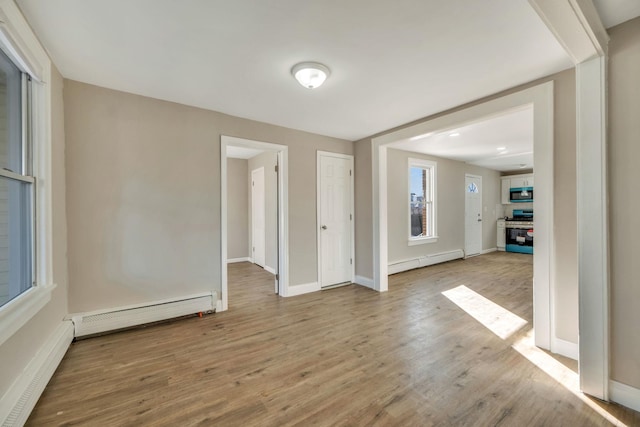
[501,178,511,204]
[509,175,534,189]
[501,174,534,205]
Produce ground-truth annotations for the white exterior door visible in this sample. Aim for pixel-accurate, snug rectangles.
[465,174,482,257]
[251,167,265,268]
[318,153,353,288]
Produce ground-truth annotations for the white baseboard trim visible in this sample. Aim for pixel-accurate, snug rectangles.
[354,275,375,289]
[69,291,217,337]
[0,320,74,427]
[227,257,250,264]
[388,249,464,275]
[264,265,276,275]
[481,247,497,255]
[551,337,579,360]
[610,380,640,412]
[285,282,320,297]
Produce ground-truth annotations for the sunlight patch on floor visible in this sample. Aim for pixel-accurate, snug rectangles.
[442,284,627,427]
[512,330,627,427]
[442,285,527,339]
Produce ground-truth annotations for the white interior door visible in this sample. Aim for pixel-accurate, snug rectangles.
[251,167,265,268]
[465,174,482,257]
[319,153,353,288]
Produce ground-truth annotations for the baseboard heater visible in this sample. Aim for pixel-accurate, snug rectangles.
[388,249,464,275]
[69,292,217,338]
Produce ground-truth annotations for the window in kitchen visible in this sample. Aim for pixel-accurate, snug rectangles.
[408,158,437,244]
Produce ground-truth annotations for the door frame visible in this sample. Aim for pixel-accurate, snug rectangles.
[464,174,482,258]
[371,82,555,351]
[250,166,266,268]
[316,151,355,288]
[221,135,289,311]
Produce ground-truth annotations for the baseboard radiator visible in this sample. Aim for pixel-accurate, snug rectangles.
[388,249,464,275]
[70,292,217,337]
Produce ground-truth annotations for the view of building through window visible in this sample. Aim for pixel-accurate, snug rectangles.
[410,167,427,237]
[409,161,434,239]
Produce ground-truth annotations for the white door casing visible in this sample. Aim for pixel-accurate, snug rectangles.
[318,152,354,288]
[251,167,266,268]
[465,174,482,257]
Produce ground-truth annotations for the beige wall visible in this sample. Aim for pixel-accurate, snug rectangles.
[248,151,278,271]
[551,68,578,343]
[354,139,373,279]
[387,148,501,263]
[0,66,68,395]
[64,80,351,313]
[609,16,640,389]
[355,68,579,343]
[227,158,248,260]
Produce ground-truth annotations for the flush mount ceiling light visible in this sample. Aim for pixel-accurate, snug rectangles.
[291,62,331,89]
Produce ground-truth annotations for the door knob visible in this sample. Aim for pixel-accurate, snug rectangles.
[321,225,328,230]
[477,219,482,222]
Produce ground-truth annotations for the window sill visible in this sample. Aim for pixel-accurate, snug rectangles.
[408,236,439,246]
[0,283,56,347]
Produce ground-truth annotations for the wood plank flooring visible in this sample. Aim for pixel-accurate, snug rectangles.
[27,253,640,426]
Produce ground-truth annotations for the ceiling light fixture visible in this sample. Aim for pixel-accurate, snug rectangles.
[449,132,460,137]
[496,146,506,150]
[291,62,331,89]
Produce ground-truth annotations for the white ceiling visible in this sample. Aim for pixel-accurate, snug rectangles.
[15,1,637,141]
[390,106,533,172]
[592,0,640,28]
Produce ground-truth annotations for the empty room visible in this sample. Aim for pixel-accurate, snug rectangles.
[1,0,639,425]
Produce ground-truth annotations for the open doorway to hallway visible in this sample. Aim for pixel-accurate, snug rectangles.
[221,136,289,310]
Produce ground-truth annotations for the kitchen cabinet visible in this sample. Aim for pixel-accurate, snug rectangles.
[497,219,506,251]
[509,175,534,189]
[501,178,511,204]
[501,174,534,205]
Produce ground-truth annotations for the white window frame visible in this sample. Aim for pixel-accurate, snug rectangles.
[408,158,437,245]
[0,0,54,346]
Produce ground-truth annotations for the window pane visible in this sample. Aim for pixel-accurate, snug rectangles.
[410,167,426,237]
[0,176,32,307]
[0,47,23,174]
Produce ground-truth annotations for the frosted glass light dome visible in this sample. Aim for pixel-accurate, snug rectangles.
[291,62,331,89]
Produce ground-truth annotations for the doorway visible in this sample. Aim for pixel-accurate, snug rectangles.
[464,174,482,257]
[221,136,289,311]
[317,151,354,288]
[371,82,556,353]
[251,167,266,268]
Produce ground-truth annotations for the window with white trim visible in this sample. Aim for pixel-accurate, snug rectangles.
[0,0,54,347]
[0,44,33,307]
[409,158,436,243]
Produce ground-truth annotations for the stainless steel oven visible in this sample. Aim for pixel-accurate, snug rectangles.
[505,221,533,254]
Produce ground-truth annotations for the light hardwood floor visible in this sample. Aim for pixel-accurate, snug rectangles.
[27,253,639,426]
